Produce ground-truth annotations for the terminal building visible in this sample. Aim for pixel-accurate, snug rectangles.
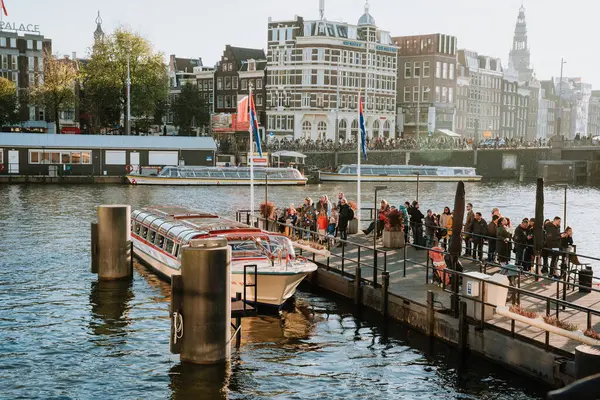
[0,133,217,176]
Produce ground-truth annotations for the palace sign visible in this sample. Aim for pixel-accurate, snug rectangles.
[0,21,40,33]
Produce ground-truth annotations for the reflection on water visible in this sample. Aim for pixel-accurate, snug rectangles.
[0,184,576,399]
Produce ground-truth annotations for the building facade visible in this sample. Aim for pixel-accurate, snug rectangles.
[537,80,556,140]
[0,25,52,131]
[508,5,533,83]
[456,50,503,140]
[265,2,398,141]
[393,33,457,138]
[588,91,600,138]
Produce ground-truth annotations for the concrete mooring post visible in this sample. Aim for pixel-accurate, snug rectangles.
[170,238,232,365]
[93,205,132,280]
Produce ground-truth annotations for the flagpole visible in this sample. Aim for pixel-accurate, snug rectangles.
[357,92,361,226]
[249,85,254,222]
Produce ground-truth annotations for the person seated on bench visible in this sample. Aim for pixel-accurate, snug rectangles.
[430,240,450,286]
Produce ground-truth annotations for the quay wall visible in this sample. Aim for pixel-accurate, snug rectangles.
[305,267,575,388]
[305,148,551,179]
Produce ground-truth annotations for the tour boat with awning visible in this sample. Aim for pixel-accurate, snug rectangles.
[318,164,482,182]
[127,166,307,186]
[130,206,317,307]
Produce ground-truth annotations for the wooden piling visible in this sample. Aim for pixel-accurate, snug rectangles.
[96,205,132,280]
[381,271,389,318]
[354,265,362,306]
[426,290,435,337]
[458,301,468,354]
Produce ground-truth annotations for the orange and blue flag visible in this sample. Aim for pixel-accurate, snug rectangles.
[1,0,7,16]
[359,96,368,161]
[249,94,263,157]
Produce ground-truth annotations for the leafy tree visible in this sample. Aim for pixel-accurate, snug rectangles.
[84,28,168,133]
[0,77,18,126]
[172,83,209,136]
[29,52,78,134]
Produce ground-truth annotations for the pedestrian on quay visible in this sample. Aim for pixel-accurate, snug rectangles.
[328,207,339,246]
[424,209,437,249]
[559,226,574,266]
[337,192,345,209]
[464,203,475,257]
[544,217,562,279]
[399,202,410,243]
[470,212,488,262]
[487,215,500,262]
[362,199,390,238]
[541,218,551,273]
[513,218,529,266]
[300,197,316,239]
[439,207,453,250]
[522,218,535,271]
[337,198,354,247]
[284,204,298,237]
[317,210,328,244]
[409,201,425,246]
[496,217,512,263]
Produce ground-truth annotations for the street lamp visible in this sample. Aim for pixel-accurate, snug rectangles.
[557,58,567,138]
[373,185,388,287]
[126,54,131,136]
[557,184,568,227]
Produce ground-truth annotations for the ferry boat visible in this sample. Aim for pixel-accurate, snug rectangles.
[318,164,482,182]
[130,206,317,308]
[126,166,307,186]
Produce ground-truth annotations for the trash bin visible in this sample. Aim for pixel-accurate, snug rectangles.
[579,267,593,294]
[463,272,493,321]
[486,273,510,307]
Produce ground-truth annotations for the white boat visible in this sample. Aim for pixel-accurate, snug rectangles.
[127,166,307,186]
[130,206,317,308]
[319,164,482,182]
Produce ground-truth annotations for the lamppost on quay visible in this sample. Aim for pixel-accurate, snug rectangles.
[557,184,568,227]
[373,185,388,287]
[126,54,131,136]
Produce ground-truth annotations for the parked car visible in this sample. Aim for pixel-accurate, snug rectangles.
[481,139,505,148]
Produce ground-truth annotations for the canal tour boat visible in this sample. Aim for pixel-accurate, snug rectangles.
[130,206,317,308]
[126,166,307,186]
[318,164,482,182]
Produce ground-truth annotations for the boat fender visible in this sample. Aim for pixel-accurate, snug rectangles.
[130,178,137,185]
[125,164,134,173]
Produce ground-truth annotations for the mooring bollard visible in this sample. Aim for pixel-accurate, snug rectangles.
[91,222,99,274]
[170,238,231,365]
[354,265,362,306]
[381,271,390,318]
[95,204,132,280]
[235,292,242,349]
[426,290,435,337]
[458,301,468,354]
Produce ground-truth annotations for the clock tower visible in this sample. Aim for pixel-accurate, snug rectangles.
[508,4,533,82]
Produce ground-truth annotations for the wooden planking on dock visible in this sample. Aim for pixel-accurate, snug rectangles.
[309,233,600,354]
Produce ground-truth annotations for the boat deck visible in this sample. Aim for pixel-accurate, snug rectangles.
[231,300,256,318]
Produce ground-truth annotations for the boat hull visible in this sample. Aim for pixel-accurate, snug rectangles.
[132,237,311,307]
[319,172,482,182]
[127,175,306,186]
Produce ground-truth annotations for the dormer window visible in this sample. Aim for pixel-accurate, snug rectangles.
[248,60,256,72]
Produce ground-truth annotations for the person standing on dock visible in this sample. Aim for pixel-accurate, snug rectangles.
[496,217,512,263]
[544,217,562,279]
[439,207,453,250]
[470,212,488,263]
[464,203,475,257]
[424,209,437,249]
[487,215,500,262]
[513,218,529,266]
[522,218,535,271]
[409,201,425,246]
[337,198,354,247]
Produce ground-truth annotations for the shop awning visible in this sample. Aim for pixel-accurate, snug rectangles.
[270,151,307,159]
[437,129,462,138]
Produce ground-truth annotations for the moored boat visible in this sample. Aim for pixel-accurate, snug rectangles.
[127,166,307,186]
[318,164,482,182]
[130,206,317,308]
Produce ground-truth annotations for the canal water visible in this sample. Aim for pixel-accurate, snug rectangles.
[1,181,597,399]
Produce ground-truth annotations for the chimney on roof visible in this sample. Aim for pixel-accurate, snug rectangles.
[72,51,77,60]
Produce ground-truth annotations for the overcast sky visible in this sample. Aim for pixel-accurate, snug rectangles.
[4,0,597,86]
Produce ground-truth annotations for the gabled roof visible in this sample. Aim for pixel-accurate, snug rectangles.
[227,46,266,62]
[174,57,203,73]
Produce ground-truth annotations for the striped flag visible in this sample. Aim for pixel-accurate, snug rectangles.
[1,0,7,16]
[250,93,263,157]
[359,96,368,161]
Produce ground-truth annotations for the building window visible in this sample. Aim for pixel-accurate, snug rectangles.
[256,78,262,89]
[10,38,16,48]
[449,63,455,80]
[442,87,448,103]
[302,120,312,139]
[225,77,231,90]
[317,121,327,140]
[423,86,430,102]
[217,77,223,90]
[442,63,448,79]
[241,79,247,90]
[413,86,419,102]
[435,86,441,102]
[1,54,7,69]
[350,119,359,141]
[423,61,430,78]
[36,40,42,50]
[316,93,324,108]
[435,62,441,79]
[217,95,223,108]
[256,94,263,106]
[449,87,454,103]
[27,40,33,50]
[0,37,5,47]
[232,77,238,90]
[28,56,35,71]
[404,87,410,102]
[301,93,311,108]
[404,62,411,79]
[414,62,421,78]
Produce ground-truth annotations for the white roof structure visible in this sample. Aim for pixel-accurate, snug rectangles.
[438,129,461,137]
[0,133,217,150]
[270,151,307,159]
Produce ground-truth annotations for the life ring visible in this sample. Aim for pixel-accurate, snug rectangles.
[0,164,4,172]
[130,178,137,185]
[126,164,134,173]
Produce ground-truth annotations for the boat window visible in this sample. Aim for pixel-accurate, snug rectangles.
[224,171,239,178]
[209,171,225,178]
[134,223,141,235]
[165,239,174,254]
[141,226,148,239]
[230,240,267,258]
[149,230,156,243]
[348,167,357,174]
[174,243,181,259]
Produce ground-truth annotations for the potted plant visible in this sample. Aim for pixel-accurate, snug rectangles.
[347,200,359,234]
[382,209,405,248]
[259,201,275,231]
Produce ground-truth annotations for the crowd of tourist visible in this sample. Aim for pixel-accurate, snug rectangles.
[263,194,576,280]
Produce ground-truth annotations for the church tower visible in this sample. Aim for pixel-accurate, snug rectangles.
[508,4,533,82]
[94,11,105,43]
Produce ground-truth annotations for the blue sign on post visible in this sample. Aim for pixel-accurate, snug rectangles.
[269,131,274,137]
